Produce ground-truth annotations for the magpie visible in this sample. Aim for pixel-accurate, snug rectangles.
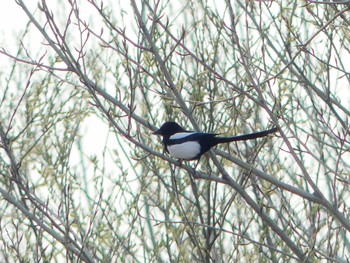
[153,121,278,161]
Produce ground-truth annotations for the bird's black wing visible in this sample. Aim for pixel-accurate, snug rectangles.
[166,132,218,145]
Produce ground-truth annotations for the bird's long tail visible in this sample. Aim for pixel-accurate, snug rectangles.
[215,127,278,144]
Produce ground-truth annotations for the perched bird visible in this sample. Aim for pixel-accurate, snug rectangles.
[153,121,278,161]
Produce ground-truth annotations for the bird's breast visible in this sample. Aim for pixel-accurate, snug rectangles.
[167,141,201,160]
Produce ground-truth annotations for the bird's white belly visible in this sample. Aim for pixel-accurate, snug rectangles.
[167,141,200,160]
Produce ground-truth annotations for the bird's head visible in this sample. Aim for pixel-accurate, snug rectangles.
[153,121,187,137]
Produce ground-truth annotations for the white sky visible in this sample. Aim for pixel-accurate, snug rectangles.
[0,2,28,43]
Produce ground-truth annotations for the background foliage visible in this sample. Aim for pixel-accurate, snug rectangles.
[1,0,350,262]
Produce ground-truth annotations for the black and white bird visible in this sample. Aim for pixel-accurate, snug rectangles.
[153,121,278,161]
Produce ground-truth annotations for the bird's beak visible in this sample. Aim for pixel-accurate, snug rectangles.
[153,129,161,135]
